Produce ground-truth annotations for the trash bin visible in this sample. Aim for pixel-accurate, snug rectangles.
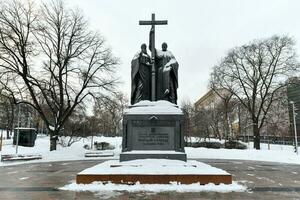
[13,128,37,147]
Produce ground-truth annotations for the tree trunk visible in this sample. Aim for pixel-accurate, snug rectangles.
[6,127,10,139]
[49,130,58,151]
[6,113,10,139]
[253,121,260,149]
[5,105,10,139]
[238,104,241,138]
[224,110,230,141]
[7,102,15,139]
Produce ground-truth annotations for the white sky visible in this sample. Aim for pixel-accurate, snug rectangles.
[65,0,300,104]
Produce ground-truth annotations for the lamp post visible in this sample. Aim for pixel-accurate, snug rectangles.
[290,101,298,155]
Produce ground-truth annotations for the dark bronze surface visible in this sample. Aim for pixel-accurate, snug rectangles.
[132,14,179,104]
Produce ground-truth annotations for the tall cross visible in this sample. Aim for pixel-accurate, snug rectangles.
[139,14,168,101]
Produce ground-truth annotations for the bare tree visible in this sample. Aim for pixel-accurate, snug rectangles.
[93,92,128,136]
[0,0,118,150]
[207,85,234,140]
[181,99,195,141]
[211,35,299,149]
[264,87,290,138]
[0,94,15,138]
[193,107,212,140]
[59,105,88,147]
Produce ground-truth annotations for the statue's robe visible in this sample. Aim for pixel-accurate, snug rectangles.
[131,51,151,105]
[155,50,179,104]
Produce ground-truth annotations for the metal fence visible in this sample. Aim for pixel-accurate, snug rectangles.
[238,135,299,146]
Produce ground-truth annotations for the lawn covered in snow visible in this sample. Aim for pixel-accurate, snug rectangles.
[1,135,300,166]
[0,135,122,166]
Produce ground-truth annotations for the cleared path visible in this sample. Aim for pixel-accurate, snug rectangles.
[0,159,300,199]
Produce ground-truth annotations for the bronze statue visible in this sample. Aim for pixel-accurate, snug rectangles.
[131,44,152,105]
[155,42,178,104]
[131,14,178,105]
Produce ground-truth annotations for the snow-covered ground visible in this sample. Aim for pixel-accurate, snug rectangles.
[0,135,122,166]
[185,137,300,164]
[60,181,246,195]
[1,135,300,166]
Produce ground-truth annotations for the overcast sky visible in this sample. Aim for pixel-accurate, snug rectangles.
[65,0,300,105]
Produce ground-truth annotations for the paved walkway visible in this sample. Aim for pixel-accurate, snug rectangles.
[0,159,300,199]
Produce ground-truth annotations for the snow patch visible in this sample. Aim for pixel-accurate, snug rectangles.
[49,126,55,131]
[60,181,247,193]
[7,171,18,174]
[19,177,29,180]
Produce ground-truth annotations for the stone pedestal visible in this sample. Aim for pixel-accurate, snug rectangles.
[76,159,232,185]
[76,101,233,186]
[120,100,187,162]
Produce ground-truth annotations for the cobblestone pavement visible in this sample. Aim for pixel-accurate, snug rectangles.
[0,159,300,200]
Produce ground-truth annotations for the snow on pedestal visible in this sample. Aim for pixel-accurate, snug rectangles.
[76,159,232,185]
[125,100,183,115]
[78,159,229,175]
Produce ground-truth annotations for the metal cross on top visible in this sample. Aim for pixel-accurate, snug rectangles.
[139,13,168,101]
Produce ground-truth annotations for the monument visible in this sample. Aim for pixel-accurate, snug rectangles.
[76,14,232,185]
[120,13,186,162]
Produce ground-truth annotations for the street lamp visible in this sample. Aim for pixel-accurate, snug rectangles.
[290,101,298,155]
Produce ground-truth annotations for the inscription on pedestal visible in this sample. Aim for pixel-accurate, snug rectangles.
[132,124,174,150]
